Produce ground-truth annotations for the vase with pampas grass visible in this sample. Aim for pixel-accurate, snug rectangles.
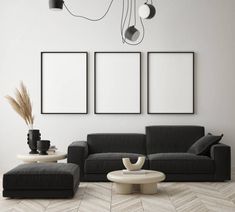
[5,82,40,154]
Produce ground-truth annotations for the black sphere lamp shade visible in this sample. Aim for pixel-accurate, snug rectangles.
[124,26,140,42]
[49,0,64,10]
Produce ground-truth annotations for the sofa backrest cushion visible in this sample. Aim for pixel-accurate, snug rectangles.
[87,134,146,154]
[146,126,205,154]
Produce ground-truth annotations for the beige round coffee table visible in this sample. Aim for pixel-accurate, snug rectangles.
[17,152,67,163]
[107,170,165,194]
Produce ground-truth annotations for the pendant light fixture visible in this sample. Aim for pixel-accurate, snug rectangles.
[139,3,156,19]
[49,0,156,45]
[125,26,140,42]
[49,0,64,10]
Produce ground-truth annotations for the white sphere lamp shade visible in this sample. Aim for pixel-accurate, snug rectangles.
[138,3,156,19]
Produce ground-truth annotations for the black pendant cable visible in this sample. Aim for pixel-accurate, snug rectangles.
[120,0,129,43]
[63,0,114,21]
[121,0,145,45]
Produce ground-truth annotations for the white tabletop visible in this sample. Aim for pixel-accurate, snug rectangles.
[17,152,67,163]
[107,170,165,184]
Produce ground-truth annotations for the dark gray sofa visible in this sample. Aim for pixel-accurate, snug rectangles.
[67,126,231,182]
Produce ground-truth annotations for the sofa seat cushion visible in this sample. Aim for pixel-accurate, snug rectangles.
[85,153,148,174]
[148,153,214,174]
[3,163,80,191]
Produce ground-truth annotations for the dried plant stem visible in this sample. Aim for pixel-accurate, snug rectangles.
[5,82,34,129]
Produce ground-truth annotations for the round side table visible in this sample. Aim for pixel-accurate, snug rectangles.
[17,152,67,163]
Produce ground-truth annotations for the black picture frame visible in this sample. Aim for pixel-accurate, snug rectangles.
[94,52,141,114]
[147,51,195,114]
[41,51,88,114]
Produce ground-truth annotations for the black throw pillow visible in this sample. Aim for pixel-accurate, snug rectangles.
[187,133,223,155]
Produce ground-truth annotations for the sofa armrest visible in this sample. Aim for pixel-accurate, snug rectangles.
[210,143,231,181]
[67,141,88,180]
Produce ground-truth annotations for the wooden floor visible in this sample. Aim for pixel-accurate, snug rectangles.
[1,170,235,212]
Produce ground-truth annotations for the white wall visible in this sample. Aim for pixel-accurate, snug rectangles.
[0,0,235,172]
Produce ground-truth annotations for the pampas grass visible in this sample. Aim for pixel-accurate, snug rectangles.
[5,82,34,129]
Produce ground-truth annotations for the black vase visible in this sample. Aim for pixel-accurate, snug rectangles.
[27,129,41,154]
[37,140,50,155]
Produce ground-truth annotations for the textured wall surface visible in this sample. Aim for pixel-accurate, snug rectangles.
[0,0,235,172]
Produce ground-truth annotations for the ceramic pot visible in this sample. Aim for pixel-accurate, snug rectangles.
[37,140,50,155]
[27,129,40,154]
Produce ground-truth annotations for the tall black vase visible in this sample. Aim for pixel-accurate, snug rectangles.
[27,129,41,154]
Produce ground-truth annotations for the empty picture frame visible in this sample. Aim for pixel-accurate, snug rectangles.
[41,52,88,114]
[95,52,141,114]
[147,52,194,114]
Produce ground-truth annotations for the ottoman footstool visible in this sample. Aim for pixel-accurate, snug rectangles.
[3,163,80,198]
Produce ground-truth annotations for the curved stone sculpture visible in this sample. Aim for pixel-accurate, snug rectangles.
[122,156,145,171]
